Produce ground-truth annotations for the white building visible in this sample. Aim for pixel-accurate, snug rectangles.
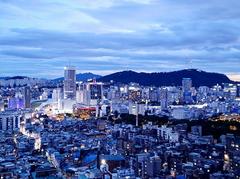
[52,88,62,102]
[64,66,76,99]
[76,90,84,104]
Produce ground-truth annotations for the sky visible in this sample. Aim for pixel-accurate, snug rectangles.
[0,0,240,80]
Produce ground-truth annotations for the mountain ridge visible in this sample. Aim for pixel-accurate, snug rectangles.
[98,69,236,87]
[0,69,237,87]
[53,72,102,82]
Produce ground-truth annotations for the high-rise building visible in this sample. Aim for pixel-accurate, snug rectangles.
[0,112,22,131]
[160,88,168,110]
[149,87,159,102]
[23,86,31,108]
[76,90,84,103]
[182,78,192,103]
[52,88,63,110]
[64,66,76,99]
[182,78,192,92]
[52,88,62,102]
[83,81,103,106]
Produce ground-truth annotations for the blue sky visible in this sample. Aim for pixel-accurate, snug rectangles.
[0,0,240,80]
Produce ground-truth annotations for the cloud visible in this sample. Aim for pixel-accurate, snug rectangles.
[0,0,240,78]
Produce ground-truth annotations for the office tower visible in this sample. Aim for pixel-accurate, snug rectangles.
[23,86,31,108]
[76,90,84,103]
[64,66,76,99]
[149,87,159,102]
[160,88,168,110]
[52,88,63,110]
[83,81,103,106]
[182,78,192,103]
[182,78,192,92]
[52,88,62,102]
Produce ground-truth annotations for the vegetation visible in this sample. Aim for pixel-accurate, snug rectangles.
[98,69,234,87]
[108,113,240,139]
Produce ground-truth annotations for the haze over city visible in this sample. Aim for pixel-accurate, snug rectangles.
[1,0,240,80]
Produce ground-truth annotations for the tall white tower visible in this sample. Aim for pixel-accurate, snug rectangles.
[64,66,76,99]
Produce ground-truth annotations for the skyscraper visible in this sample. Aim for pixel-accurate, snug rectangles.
[64,66,76,99]
[182,78,192,92]
[82,81,103,106]
[23,86,31,108]
[160,88,168,110]
[182,78,192,103]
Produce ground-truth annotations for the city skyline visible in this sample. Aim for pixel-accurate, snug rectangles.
[1,0,240,80]
[1,1,240,178]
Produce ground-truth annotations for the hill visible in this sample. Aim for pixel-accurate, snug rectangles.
[53,73,102,82]
[98,69,234,87]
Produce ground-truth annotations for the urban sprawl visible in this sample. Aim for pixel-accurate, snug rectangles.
[0,67,240,179]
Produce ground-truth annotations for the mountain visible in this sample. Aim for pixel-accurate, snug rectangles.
[53,73,102,82]
[0,76,29,80]
[98,69,235,87]
[5,76,29,80]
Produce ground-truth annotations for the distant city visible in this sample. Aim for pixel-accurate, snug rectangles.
[0,66,239,179]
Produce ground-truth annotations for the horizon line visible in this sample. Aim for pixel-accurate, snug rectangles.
[0,68,239,82]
